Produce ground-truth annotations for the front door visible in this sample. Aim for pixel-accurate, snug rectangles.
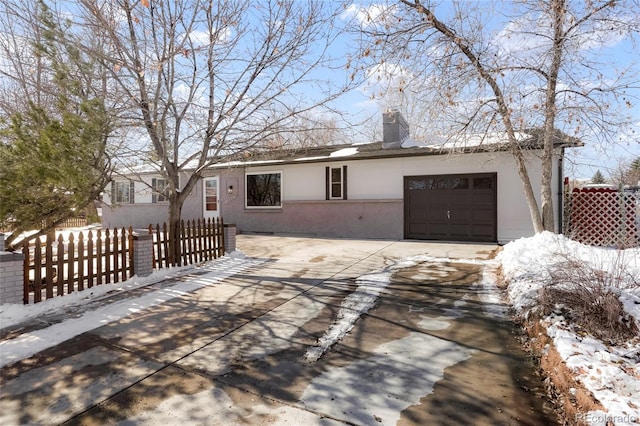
[203,177,220,219]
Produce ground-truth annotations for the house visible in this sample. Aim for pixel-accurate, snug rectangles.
[101,111,580,244]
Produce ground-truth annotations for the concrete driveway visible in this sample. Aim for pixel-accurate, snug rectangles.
[0,235,556,425]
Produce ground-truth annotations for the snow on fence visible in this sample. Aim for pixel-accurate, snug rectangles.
[22,227,134,304]
[149,217,225,269]
[565,187,638,248]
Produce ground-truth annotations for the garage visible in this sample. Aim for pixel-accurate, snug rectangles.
[404,173,497,242]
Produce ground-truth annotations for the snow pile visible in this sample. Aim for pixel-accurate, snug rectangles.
[498,232,640,425]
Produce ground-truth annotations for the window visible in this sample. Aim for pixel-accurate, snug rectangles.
[408,178,427,190]
[427,178,448,190]
[152,178,169,203]
[326,166,347,200]
[205,178,218,211]
[112,181,134,204]
[473,177,493,189]
[246,172,282,208]
[450,177,469,189]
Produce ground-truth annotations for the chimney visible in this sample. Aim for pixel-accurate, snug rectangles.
[382,110,409,149]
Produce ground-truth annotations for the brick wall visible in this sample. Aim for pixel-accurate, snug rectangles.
[0,233,25,305]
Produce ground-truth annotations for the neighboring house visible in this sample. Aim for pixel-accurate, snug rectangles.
[102,112,580,244]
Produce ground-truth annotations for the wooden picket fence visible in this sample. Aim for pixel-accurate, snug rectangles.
[20,218,226,304]
[22,227,134,304]
[149,217,224,268]
[55,216,89,229]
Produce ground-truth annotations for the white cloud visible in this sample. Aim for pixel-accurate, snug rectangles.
[341,3,394,28]
[360,61,414,98]
[569,15,632,51]
[492,14,552,60]
[183,27,233,48]
[493,9,635,59]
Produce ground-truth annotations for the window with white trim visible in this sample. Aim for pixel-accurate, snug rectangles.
[112,181,134,204]
[246,172,282,208]
[152,178,169,203]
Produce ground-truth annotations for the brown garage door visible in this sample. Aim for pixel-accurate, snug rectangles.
[404,173,497,242]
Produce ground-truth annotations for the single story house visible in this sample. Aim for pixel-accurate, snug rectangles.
[101,112,580,244]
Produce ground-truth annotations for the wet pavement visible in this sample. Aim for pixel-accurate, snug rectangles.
[0,235,557,425]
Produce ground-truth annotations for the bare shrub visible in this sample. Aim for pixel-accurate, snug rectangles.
[539,251,639,345]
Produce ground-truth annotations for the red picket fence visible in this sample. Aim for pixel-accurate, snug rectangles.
[23,227,134,304]
[149,218,225,268]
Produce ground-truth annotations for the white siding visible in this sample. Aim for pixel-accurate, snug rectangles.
[104,175,175,205]
[247,149,563,243]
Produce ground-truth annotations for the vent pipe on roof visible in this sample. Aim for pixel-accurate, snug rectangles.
[382,110,409,149]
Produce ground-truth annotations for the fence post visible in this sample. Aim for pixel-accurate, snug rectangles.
[0,233,26,305]
[223,224,237,254]
[132,231,154,277]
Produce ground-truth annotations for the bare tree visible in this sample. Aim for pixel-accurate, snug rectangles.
[610,156,640,188]
[352,0,640,232]
[70,0,358,264]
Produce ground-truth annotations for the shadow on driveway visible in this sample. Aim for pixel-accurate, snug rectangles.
[0,236,557,425]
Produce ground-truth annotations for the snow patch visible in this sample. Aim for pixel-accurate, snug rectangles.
[477,260,510,320]
[304,272,391,362]
[329,147,358,157]
[301,332,474,425]
[0,256,263,368]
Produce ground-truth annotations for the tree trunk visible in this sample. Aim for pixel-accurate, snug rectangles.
[540,0,566,233]
[540,148,556,232]
[167,195,183,267]
[408,2,547,234]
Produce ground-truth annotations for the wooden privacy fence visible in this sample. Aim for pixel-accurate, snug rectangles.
[23,227,134,304]
[149,217,225,268]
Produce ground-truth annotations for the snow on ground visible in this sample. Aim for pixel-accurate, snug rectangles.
[0,263,194,329]
[304,254,487,362]
[303,271,392,362]
[0,253,263,369]
[301,332,473,425]
[497,232,640,425]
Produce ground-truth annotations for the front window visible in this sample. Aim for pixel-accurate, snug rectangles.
[246,172,282,208]
[112,181,133,204]
[152,178,169,203]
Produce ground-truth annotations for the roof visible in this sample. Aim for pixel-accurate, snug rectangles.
[209,129,582,168]
[114,129,582,174]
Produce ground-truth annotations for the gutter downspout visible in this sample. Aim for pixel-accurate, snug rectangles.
[557,147,564,234]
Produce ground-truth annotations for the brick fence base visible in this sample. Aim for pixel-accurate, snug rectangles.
[0,233,25,305]
[223,224,237,253]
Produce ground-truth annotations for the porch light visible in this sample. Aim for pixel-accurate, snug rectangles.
[227,185,234,195]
